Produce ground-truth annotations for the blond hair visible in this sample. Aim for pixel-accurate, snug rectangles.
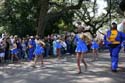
[79,33,91,42]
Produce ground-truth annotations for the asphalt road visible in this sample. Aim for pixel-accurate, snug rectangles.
[0,52,125,83]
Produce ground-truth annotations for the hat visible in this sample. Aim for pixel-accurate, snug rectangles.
[112,21,117,25]
[30,36,34,38]
[14,35,18,38]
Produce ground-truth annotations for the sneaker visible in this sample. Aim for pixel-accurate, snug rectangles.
[112,70,117,73]
[31,65,36,68]
[41,64,44,67]
[77,71,82,74]
[85,66,88,72]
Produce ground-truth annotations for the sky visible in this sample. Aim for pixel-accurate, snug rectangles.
[97,0,107,15]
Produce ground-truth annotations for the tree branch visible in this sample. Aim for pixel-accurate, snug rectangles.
[49,0,85,10]
[66,0,84,10]
[98,30,105,35]
[49,1,65,8]
[47,0,88,20]
[91,0,97,19]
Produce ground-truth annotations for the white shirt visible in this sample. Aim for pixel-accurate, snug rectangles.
[117,23,125,32]
[10,38,15,44]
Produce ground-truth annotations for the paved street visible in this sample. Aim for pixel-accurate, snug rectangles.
[0,52,125,83]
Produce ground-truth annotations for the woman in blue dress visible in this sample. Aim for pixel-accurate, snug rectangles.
[32,38,45,67]
[74,28,88,74]
[11,43,19,63]
[55,36,62,60]
[91,39,99,61]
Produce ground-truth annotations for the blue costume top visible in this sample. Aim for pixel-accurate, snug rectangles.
[55,40,62,49]
[75,34,88,53]
[91,40,99,49]
[34,43,44,56]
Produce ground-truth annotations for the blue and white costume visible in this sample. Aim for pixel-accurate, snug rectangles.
[34,41,44,56]
[74,34,88,53]
[55,40,62,49]
[91,40,99,50]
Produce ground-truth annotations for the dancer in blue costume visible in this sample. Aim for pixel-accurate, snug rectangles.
[55,35,62,60]
[11,43,19,63]
[74,27,88,74]
[28,36,36,61]
[104,21,125,72]
[32,37,45,67]
[91,38,99,61]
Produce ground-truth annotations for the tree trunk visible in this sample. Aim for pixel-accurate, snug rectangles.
[37,0,85,37]
[37,0,49,37]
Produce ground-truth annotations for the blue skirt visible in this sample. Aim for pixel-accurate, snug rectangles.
[34,47,44,56]
[91,44,99,49]
[11,49,19,55]
[75,44,88,53]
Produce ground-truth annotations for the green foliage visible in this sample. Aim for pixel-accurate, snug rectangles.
[106,0,124,17]
[74,0,109,37]
[44,11,74,35]
[0,0,38,37]
[0,0,75,36]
